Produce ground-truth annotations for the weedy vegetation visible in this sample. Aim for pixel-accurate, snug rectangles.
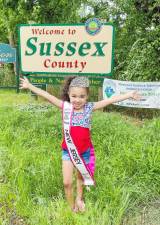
[0,90,160,225]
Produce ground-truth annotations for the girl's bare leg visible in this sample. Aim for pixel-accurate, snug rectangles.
[76,170,85,212]
[62,160,74,209]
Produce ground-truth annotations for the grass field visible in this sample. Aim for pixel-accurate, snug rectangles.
[0,90,160,225]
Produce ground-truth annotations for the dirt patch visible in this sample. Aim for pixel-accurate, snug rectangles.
[122,199,160,225]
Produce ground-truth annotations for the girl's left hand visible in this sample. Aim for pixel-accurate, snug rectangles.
[130,91,141,100]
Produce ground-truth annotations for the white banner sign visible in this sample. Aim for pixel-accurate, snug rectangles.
[103,79,160,109]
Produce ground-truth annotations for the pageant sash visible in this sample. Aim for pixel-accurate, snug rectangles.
[63,101,95,186]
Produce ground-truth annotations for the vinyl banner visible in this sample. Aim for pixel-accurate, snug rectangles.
[103,79,160,109]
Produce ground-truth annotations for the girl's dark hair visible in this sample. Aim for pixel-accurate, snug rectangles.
[61,76,76,101]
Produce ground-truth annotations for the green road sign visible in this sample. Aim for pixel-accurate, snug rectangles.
[18,22,115,77]
[28,75,103,87]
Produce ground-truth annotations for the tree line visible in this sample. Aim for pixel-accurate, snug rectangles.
[0,0,159,82]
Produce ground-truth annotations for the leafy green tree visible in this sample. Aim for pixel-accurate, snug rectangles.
[84,0,160,81]
[115,0,160,81]
[0,0,84,46]
[0,0,84,84]
[0,0,159,81]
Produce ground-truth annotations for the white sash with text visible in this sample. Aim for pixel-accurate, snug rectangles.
[63,101,94,186]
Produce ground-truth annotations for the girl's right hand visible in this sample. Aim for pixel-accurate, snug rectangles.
[129,90,141,101]
[20,77,31,89]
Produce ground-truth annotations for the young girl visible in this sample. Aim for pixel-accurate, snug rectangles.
[20,76,140,213]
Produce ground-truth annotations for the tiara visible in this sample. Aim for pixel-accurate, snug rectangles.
[69,76,89,88]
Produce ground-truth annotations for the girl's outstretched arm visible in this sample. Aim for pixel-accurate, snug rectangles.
[20,77,62,108]
[93,91,141,111]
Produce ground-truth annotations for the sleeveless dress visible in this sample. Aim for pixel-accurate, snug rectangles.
[62,102,94,163]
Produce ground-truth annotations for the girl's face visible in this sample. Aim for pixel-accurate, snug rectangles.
[68,87,88,110]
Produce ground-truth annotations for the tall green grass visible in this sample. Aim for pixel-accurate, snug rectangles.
[0,92,160,225]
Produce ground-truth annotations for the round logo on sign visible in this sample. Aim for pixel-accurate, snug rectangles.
[85,18,102,36]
